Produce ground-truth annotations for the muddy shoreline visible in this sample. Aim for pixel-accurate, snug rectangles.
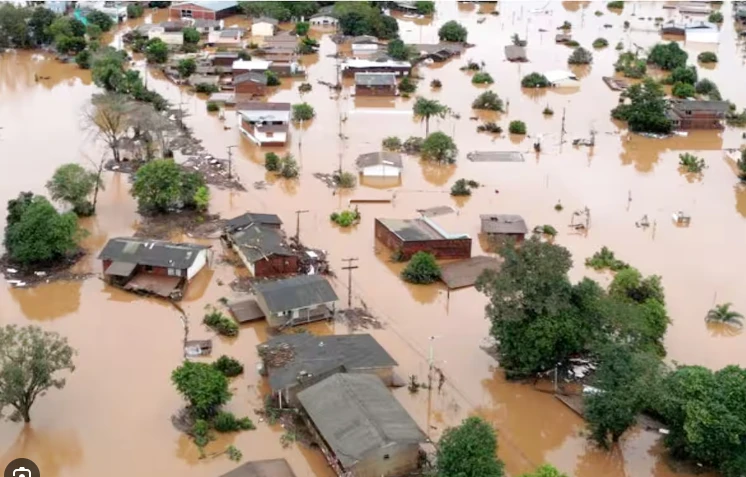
[0,251,91,287]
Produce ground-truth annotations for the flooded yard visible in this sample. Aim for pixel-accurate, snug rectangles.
[1,2,745,476]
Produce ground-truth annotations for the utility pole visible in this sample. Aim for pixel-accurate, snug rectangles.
[341,258,359,307]
[226,145,237,179]
[560,107,567,144]
[294,209,308,243]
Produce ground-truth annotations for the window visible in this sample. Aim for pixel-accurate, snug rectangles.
[265,132,274,138]
[183,9,193,18]
[383,454,390,460]
[144,265,153,272]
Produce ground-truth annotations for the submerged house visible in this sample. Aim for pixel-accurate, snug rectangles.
[225,212,283,232]
[356,152,403,177]
[341,59,411,77]
[235,101,290,146]
[225,222,298,278]
[504,45,528,62]
[98,237,210,299]
[355,72,397,96]
[253,275,338,328]
[480,214,528,243]
[298,373,427,477]
[685,22,719,43]
[667,100,730,130]
[258,333,398,406]
[544,70,580,87]
[234,71,268,95]
[375,217,471,260]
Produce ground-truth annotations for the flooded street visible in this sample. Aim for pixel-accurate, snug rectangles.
[1,1,745,476]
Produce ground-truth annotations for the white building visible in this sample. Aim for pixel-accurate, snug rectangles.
[356,152,403,177]
[251,17,278,37]
[236,101,291,146]
[685,23,720,43]
[351,35,380,54]
[309,6,338,27]
[148,28,184,46]
[544,70,580,87]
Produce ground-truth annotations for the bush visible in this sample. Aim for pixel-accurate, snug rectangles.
[472,72,494,84]
[438,20,468,42]
[431,79,442,88]
[416,1,436,14]
[178,58,196,79]
[472,91,503,111]
[292,103,315,121]
[648,42,688,70]
[607,1,624,9]
[668,65,697,85]
[451,178,479,196]
[145,38,169,64]
[477,122,502,133]
[75,49,91,69]
[172,361,230,420]
[195,83,219,93]
[558,21,572,30]
[695,78,720,97]
[203,309,239,337]
[382,136,402,151]
[298,82,312,93]
[534,224,558,236]
[672,82,696,98]
[206,101,219,112]
[213,356,243,377]
[614,51,646,78]
[679,152,706,173]
[401,251,441,284]
[585,246,628,271]
[193,186,210,211]
[568,47,592,65]
[398,76,417,93]
[421,132,457,163]
[295,21,310,36]
[335,171,357,188]
[521,72,550,88]
[127,3,144,18]
[708,11,723,23]
[265,152,281,172]
[543,106,554,115]
[214,411,255,433]
[460,60,481,71]
[237,49,251,60]
[265,70,280,86]
[509,120,527,134]
[183,27,200,44]
[280,154,299,178]
[697,51,718,63]
[403,136,423,154]
[615,41,624,50]
[330,209,360,227]
[592,38,608,48]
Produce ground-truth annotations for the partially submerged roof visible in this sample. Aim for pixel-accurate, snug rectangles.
[671,99,729,113]
[235,101,290,111]
[253,275,338,313]
[104,261,137,277]
[297,374,426,468]
[504,45,527,61]
[466,151,525,162]
[440,256,502,289]
[219,458,297,477]
[236,101,291,122]
[351,35,378,44]
[230,224,294,264]
[356,151,403,169]
[377,217,469,242]
[544,70,579,84]
[355,72,397,86]
[226,212,283,232]
[480,214,529,235]
[228,298,266,323]
[98,237,207,269]
[173,1,238,12]
[259,333,398,391]
[235,71,268,85]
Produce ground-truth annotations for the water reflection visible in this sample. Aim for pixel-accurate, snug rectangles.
[9,281,82,321]
[420,160,456,186]
[1,427,83,477]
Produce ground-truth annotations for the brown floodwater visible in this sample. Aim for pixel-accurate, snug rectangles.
[1,2,745,476]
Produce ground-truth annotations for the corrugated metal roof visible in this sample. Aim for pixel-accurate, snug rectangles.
[230,224,294,264]
[226,212,283,232]
[235,71,268,85]
[259,333,398,391]
[253,275,338,313]
[98,238,207,270]
[355,72,397,86]
[297,374,426,468]
[356,151,403,169]
[480,214,529,234]
[219,459,297,477]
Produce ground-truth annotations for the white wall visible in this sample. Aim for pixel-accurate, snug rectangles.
[310,16,338,26]
[148,31,184,46]
[255,130,287,145]
[186,249,208,280]
[352,43,378,52]
[362,165,402,177]
[251,23,275,37]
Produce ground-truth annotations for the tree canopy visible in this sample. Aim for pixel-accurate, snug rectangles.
[401,251,441,284]
[334,2,398,39]
[46,163,103,216]
[239,1,320,21]
[292,102,315,121]
[436,416,504,477]
[421,132,458,163]
[568,47,593,65]
[438,20,468,42]
[413,97,449,135]
[387,38,414,61]
[131,159,208,213]
[86,10,114,32]
[178,58,197,79]
[145,38,169,64]
[3,194,84,265]
[0,325,75,423]
[472,91,504,111]
[171,361,231,419]
[182,27,200,44]
[611,78,672,134]
[648,42,688,70]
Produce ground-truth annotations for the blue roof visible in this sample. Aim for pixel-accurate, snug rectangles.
[173,1,238,12]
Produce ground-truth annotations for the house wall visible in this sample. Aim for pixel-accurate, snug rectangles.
[264,302,336,328]
[186,249,208,280]
[213,56,237,67]
[374,219,472,260]
[342,66,410,77]
[348,367,395,386]
[486,232,526,244]
[310,15,338,26]
[361,165,402,177]
[235,80,266,95]
[252,23,275,37]
[169,4,216,20]
[677,117,723,130]
[254,255,299,277]
[356,84,396,97]
[351,443,421,477]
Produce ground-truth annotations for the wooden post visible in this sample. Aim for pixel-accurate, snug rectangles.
[295,209,309,243]
[341,258,359,308]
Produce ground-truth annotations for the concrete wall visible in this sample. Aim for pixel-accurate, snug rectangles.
[251,23,275,37]
[169,4,216,20]
[186,249,208,280]
[351,443,421,477]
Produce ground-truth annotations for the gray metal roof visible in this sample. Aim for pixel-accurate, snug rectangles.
[355,72,397,87]
[504,45,527,61]
[253,275,338,313]
[98,237,207,270]
[259,333,398,391]
[311,5,337,18]
[671,100,729,113]
[230,224,294,264]
[480,214,528,234]
[297,374,426,468]
[356,152,403,169]
[104,261,137,277]
[225,212,283,232]
[235,71,268,85]
[172,1,238,12]
[219,459,297,477]
[376,218,444,241]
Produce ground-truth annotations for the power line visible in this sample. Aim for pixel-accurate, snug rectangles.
[341,258,359,308]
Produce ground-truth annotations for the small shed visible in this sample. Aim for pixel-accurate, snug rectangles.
[480,214,528,242]
[354,72,397,96]
[356,152,403,177]
[258,333,398,406]
[251,16,278,37]
[504,45,528,62]
[253,275,339,328]
[219,458,297,477]
[375,217,471,260]
[298,374,426,477]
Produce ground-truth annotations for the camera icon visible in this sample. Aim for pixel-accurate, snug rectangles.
[13,468,31,477]
[3,459,39,477]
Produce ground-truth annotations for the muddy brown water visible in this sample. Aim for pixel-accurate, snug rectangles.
[1,2,745,476]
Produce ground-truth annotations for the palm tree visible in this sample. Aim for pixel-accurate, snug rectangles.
[413,97,449,136]
[705,303,744,328]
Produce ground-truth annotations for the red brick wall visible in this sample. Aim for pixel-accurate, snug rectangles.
[374,219,472,260]
[213,57,235,67]
[374,219,404,251]
[169,4,216,20]
[235,81,266,96]
[254,255,299,278]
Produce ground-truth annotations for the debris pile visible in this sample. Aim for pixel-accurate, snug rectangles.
[335,308,384,331]
[258,342,296,368]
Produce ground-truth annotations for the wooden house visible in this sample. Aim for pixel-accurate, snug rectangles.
[355,72,397,96]
[253,275,338,328]
[375,217,471,260]
[667,100,730,130]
